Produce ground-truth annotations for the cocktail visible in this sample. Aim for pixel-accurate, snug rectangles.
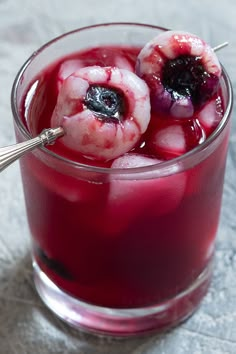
[11,23,232,335]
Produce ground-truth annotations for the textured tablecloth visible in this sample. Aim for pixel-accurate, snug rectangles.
[0,1,236,353]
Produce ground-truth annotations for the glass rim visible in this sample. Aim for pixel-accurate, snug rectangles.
[11,22,234,175]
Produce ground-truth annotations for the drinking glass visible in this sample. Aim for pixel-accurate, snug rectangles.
[11,23,233,336]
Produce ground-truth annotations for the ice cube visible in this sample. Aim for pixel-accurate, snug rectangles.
[197,97,223,134]
[57,59,83,91]
[103,154,186,236]
[150,124,186,159]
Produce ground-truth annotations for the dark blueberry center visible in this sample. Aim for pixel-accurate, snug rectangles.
[84,85,125,122]
[35,247,73,280]
[162,55,213,105]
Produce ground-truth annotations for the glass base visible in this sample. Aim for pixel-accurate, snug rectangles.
[33,260,212,337]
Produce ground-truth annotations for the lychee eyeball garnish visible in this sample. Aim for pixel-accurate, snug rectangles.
[51,66,151,161]
[136,31,222,118]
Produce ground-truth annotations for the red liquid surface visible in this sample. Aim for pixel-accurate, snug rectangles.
[19,46,229,308]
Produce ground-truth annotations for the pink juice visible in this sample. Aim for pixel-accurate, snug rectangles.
[18,45,228,310]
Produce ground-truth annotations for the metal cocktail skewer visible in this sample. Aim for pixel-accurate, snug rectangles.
[213,42,229,52]
[0,127,64,172]
[0,42,229,172]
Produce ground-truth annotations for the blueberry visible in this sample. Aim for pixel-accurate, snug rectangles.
[35,247,73,280]
[162,55,218,107]
[84,85,125,122]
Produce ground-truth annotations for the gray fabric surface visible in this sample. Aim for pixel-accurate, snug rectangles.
[0,0,236,353]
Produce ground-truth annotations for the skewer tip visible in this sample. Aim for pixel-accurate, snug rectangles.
[213,42,229,52]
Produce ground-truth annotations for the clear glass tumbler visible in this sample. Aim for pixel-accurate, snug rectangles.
[11,23,233,336]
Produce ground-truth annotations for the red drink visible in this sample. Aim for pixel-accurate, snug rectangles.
[12,24,232,335]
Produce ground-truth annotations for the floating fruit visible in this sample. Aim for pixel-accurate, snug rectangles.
[51,65,151,161]
[136,31,222,118]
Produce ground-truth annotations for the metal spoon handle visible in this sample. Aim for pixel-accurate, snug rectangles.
[0,127,64,172]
